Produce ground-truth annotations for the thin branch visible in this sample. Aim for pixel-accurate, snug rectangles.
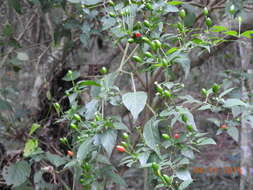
[1,12,37,67]
[117,44,146,89]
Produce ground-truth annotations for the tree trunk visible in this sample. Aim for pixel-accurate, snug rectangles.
[239,38,253,190]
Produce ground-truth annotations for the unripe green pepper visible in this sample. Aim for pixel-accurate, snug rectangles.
[164,90,172,98]
[203,7,208,16]
[163,174,171,184]
[83,162,91,171]
[122,132,129,139]
[67,70,73,77]
[186,125,193,132]
[73,114,81,121]
[229,4,235,15]
[70,123,79,130]
[161,58,168,67]
[205,17,213,27]
[100,66,108,75]
[212,83,220,94]
[95,113,102,121]
[121,141,128,148]
[53,103,61,114]
[154,82,163,94]
[109,12,116,17]
[142,37,151,44]
[162,133,170,140]
[152,162,159,171]
[150,41,157,51]
[108,0,115,6]
[132,55,143,63]
[201,88,208,97]
[153,40,162,49]
[144,51,153,58]
[181,114,188,123]
[177,22,183,32]
[146,3,153,11]
[59,137,68,144]
[143,20,152,28]
[128,38,135,43]
[179,9,186,19]
[133,21,142,30]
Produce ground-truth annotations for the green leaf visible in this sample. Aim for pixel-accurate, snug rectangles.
[2,161,31,187]
[197,137,216,145]
[23,139,38,157]
[96,154,111,165]
[106,170,127,187]
[3,24,13,37]
[227,126,239,142]
[224,30,238,37]
[210,25,228,32]
[177,106,197,131]
[179,180,193,190]
[219,88,235,98]
[67,0,82,3]
[176,158,190,166]
[223,98,247,107]
[138,152,150,167]
[241,30,253,38]
[46,152,67,167]
[102,16,117,30]
[122,91,147,120]
[17,52,29,61]
[77,138,93,161]
[64,160,78,169]
[77,80,100,87]
[175,54,191,78]
[176,168,192,181]
[67,0,102,5]
[8,0,22,14]
[0,98,12,111]
[181,148,194,159]
[164,4,179,13]
[113,122,130,132]
[29,123,41,135]
[207,118,220,127]
[143,118,160,155]
[85,99,99,120]
[168,1,183,6]
[83,0,102,5]
[166,47,178,55]
[100,130,117,157]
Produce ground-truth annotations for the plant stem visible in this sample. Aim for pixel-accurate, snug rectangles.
[144,168,149,190]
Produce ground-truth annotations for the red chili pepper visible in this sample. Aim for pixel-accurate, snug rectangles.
[135,32,142,38]
[67,150,74,157]
[174,133,180,139]
[116,145,126,152]
[220,124,228,129]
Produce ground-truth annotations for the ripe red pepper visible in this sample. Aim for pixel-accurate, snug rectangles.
[220,124,228,130]
[67,150,74,157]
[174,133,180,139]
[135,32,142,38]
[116,145,126,152]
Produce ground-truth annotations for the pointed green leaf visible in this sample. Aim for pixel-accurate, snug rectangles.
[2,161,31,187]
[227,126,239,142]
[122,91,147,120]
[143,118,160,155]
[77,138,93,161]
[100,130,117,157]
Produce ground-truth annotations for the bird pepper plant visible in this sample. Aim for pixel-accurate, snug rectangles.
[2,0,253,190]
